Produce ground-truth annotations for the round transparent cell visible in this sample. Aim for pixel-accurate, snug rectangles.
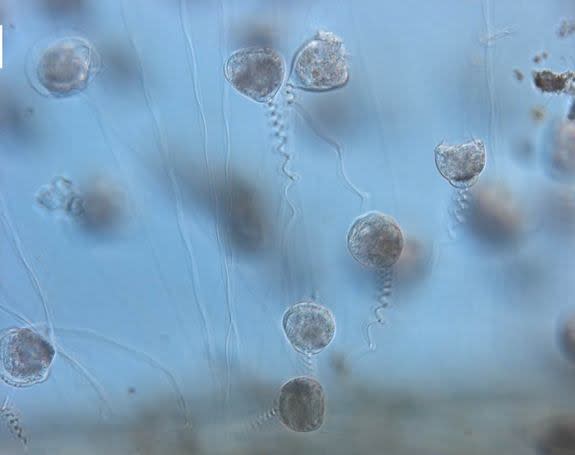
[292,30,349,92]
[224,47,285,103]
[28,36,101,97]
[347,211,404,269]
[0,328,55,387]
[35,176,76,211]
[277,376,325,433]
[434,139,486,188]
[282,302,335,355]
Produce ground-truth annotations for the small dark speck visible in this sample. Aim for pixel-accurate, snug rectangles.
[513,69,524,81]
[533,52,549,64]
[128,387,136,395]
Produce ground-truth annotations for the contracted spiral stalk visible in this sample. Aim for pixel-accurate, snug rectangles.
[0,398,28,450]
[447,187,470,240]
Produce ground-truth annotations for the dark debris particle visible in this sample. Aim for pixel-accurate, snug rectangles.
[533,70,574,94]
[533,52,549,64]
[513,69,524,82]
[531,105,546,122]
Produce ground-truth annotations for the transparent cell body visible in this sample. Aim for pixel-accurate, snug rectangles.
[291,30,349,92]
[347,211,404,269]
[35,176,77,212]
[224,47,285,103]
[434,139,486,189]
[0,327,55,388]
[28,36,101,98]
[277,376,325,433]
[282,301,335,356]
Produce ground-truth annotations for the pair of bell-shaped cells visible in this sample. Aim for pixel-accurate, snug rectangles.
[224,30,350,103]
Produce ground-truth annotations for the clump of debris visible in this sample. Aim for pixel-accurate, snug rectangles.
[532,70,575,94]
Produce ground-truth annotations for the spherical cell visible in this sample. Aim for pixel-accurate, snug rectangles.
[347,211,404,269]
[434,139,486,188]
[224,47,285,103]
[278,376,325,433]
[469,181,524,245]
[0,328,55,387]
[282,302,335,355]
[292,30,349,92]
[31,37,101,97]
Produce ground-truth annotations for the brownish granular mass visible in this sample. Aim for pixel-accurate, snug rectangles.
[532,70,574,93]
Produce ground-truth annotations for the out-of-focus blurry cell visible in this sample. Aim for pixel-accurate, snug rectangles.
[558,312,575,364]
[467,180,525,246]
[35,0,87,17]
[536,415,575,455]
[291,31,349,92]
[74,176,125,231]
[97,39,139,87]
[395,234,433,285]
[540,184,575,233]
[230,19,281,48]
[28,36,101,98]
[0,87,35,140]
[511,139,535,167]
[544,119,575,182]
[220,173,270,253]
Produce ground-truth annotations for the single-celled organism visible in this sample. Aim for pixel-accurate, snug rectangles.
[468,180,525,246]
[35,176,78,213]
[283,301,335,356]
[283,301,335,374]
[347,211,404,269]
[230,376,325,437]
[0,302,190,427]
[291,31,349,92]
[435,139,486,239]
[0,397,28,450]
[285,30,367,207]
[347,211,404,351]
[224,47,285,103]
[28,36,101,98]
[0,327,55,387]
[435,139,486,189]
[277,376,325,433]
